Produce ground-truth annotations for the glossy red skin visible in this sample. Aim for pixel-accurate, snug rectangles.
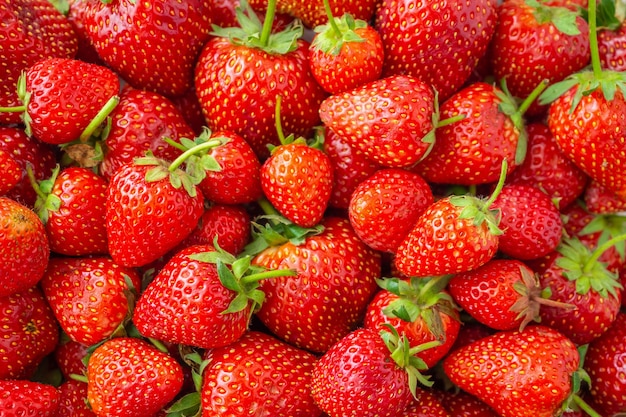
[585,312,626,415]
[349,168,434,253]
[309,24,385,94]
[507,122,588,209]
[491,184,563,260]
[0,149,21,196]
[435,390,499,417]
[598,24,626,72]
[548,88,626,198]
[195,37,327,160]
[449,321,495,352]
[87,337,184,417]
[375,0,497,101]
[0,197,49,297]
[413,82,519,185]
[400,388,452,417]
[54,379,96,417]
[584,180,626,214]
[0,126,57,207]
[100,87,192,181]
[66,0,105,66]
[261,142,333,228]
[490,0,590,116]
[320,74,436,168]
[252,217,381,353]
[25,58,120,145]
[0,380,60,417]
[0,0,77,125]
[54,340,89,380]
[40,257,141,346]
[200,130,263,205]
[311,328,413,417]
[105,163,204,268]
[444,325,579,417]
[133,244,251,349]
[449,259,537,331]
[84,0,213,97]
[394,197,499,277]
[0,287,59,380]
[364,289,460,368]
[168,85,206,136]
[46,167,109,256]
[201,331,322,417]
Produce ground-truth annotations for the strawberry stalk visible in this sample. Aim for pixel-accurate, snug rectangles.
[79,95,120,142]
[588,0,602,78]
[258,0,277,47]
[583,232,626,274]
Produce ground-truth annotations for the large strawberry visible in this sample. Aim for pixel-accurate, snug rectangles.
[194,0,327,160]
[83,0,213,97]
[0,380,60,417]
[375,0,498,101]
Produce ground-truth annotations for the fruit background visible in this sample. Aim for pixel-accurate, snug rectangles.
[0,0,625,416]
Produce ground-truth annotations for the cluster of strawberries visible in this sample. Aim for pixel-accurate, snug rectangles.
[1,0,625,416]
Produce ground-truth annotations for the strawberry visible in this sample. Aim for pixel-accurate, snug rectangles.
[400,387,452,417]
[506,121,588,209]
[0,197,50,298]
[54,339,90,380]
[0,148,21,196]
[66,0,105,66]
[30,166,109,256]
[491,183,564,260]
[199,330,322,416]
[595,0,626,72]
[0,0,78,125]
[251,216,381,353]
[195,0,327,160]
[169,86,207,137]
[308,2,384,94]
[0,380,60,417]
[443,325,580,417]
[86,337,184,417]
[53,379,96,417]
[375,0,498,101]
[348,168,433,253]
[0,287,59,380]
[489,0,590,117]
[584,179,626,213]
[40,256,141,346]
[435,390,499,417]
[319,74,440,168]
[584,311,626,415]
[83,0,213,97]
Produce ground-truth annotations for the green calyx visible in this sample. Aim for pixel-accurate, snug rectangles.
[210,0,302,55]
[526,0,583,36]
[311,14,366,55]
[581,0,624,31]
[561,345,603,417]
[27,164,62,225]
[165,349,209,417]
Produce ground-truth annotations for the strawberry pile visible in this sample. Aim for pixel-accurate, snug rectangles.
[1,0,626,416]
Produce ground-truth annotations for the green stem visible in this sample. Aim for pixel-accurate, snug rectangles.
[80,95,119,142]
[588,0,603,78]
[163,137,188,152]
[25,165,47,201]
[167,139,224,172]
[148,337,169,353]
[69,373,88,383]
[257,197,280,217]
[516,79,549,116]
[241,268,297,285]
[572,394,602,417]
[259,0,277,47]
[0,105,26,113]
[323,0,343,37]
[584,233,626,273]
[436,113,465,128]
[274,94,286,145]
[482,159,509,209]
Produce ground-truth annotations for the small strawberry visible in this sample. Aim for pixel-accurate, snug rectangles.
[86,337,184,417]
[0,380,60,417]
[0,196,50,297]
[443,325,580,417]
[0,287,59,380]
[400,387,452,417]
[0,148,21,196]
[595,0,626,72]
[584,179,626,213]
[435,390,499,417]
[54,339,90,380]
[53,379,96,417]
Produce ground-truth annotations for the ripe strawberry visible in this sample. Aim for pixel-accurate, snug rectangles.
[0,0,78,125]
[584,179,626,214]
[200,331,322,416]
[596,0,626,72]
[400,387,452,417]
[169,85,207,136]
[195,0,327,160]
[53,379,96,417]
[83,0,213,97]
[491,183,563,260]
[54,339,89,380]
[435,390,499,417]
[0,148,21,196]
[87,337,184,417]
[489,0,590,117]
[251,216,381,352]
[375,0,497,101]
[0,380,60,417]
[40,256,141,346]
[0,197,50,297]
[99,87,194,181]
[308,8,384,94]
[443,325,580,417]
[507,122,588,209]
[30,166,109,256]
[584,311,626,415]
[0,287,59,380]
[319,74,438,168]
[66,0,105,66]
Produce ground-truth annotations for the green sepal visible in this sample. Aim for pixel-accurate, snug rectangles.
[581,0,623,30]
[311,14,366,55]
[526,0,582,35]
[165,392,201,417]
[580,213,626,261]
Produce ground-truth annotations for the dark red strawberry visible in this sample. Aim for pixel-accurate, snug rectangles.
[66,0,105,66]
[435,390,499,417]
[54,339,89,380]
[0,380,60,417]
[53,379,96,417]
[595,0,626,72]
[400,387,452,417]
[0,148,21,196]
[584,180,626,214]
[83,0,213,97]
[375,0,498,101]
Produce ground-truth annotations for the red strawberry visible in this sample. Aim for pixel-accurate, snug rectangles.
[0,197,50,297]
[87,337,184,417]
[489,0,590,117]
[584,180,626,214]
[0,148,21,196]
[0,380,60,417]
[0,0,78,125]
[66,0,105,66]
[435,390,499,417]
[375,0,498,101]
[200,331,322,416]
[169,85,207,137]
[443,325,580,417]
[400,388,452,417]
[596,0,626,72]
[195,0,327,160]
[83,0,213,97]
[53,379,96,417]
[40,256,141,346]
[0,287,59,380]
[348,168,433,253]
[54,339,90,380]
